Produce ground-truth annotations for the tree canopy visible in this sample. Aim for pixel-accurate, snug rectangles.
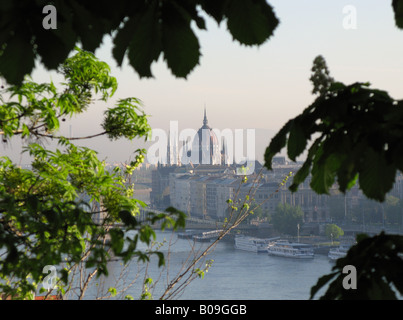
[311,232,403,300]
[264,80,403,203]
[0,0,279,85]
[324,224,344,241]
[271,203,303,236]
[2,0,403,301]
[309,55,334,97]
[0,49,186,299]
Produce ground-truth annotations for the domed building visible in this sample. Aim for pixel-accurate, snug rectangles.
[191,108,222,165]
[164,108,228,167]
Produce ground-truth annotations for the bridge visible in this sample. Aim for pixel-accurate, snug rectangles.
[138,207,255,231]
[123,208,403,237]
[338,224,403,236]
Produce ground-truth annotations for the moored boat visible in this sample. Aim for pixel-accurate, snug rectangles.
[328,243,351,260]
[177,230,199,239]
[234,235,277,253]
[267,240,314,259]
[192,229,223,242]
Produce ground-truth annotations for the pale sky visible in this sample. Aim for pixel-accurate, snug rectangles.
[2,0,403,164]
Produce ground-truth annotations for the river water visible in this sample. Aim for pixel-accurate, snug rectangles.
[80,230,334,300]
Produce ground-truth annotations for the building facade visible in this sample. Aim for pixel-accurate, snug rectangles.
[151,114,403,226]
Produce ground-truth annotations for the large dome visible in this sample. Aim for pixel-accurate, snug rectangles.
[191,109,221,165]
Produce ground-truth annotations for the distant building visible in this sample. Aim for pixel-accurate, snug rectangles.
[191,108,222,165]
[150,112,335,223]
[151,109,241,210]
[271,156,286,166]
[150,165,178,209]
[164,108,226,167]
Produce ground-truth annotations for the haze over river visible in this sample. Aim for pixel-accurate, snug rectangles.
[82,230,333,300]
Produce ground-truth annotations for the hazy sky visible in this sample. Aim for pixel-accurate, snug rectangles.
[2,0,403,164]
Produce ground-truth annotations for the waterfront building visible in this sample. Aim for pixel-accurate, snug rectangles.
[189,175,209,217]
[216,177,240,219]
[192,108,222,165]
[151,109,240,211]
[150,113,403,227]
[150,164,179,209]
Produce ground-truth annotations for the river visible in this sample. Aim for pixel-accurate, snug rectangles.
[80,230,334,300]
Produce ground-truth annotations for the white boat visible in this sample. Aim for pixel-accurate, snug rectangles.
[234,235,276,253]
[193,229,223,242]
[177,230,199,239]
[328,243,351,260]
[267,240,314,259]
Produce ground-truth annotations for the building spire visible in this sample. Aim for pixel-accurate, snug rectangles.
[167,131,171,166]
[203,105,208,126]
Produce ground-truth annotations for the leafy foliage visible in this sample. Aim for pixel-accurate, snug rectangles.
[0,49,185,299]
[102,98,151,141]
[0,0,279,85]
[2,0,403,301]
[0,48,150,142]
[311,232,403,300]
[3,1,403,86]
[309,55,334,96]
[265,53,403,299]
[324,224,344,240]
[265,81,403,202]
[271,203,303,236]
[0,143,185,297]
[393,0,403,28]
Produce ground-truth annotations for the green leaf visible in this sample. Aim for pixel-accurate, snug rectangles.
[358,148,396,202]
[310,271,338,299]
[125,6,162,78]
[118,210,138,228]
[139,225,155,245]
[161,3,200,78]
[310,164,335,195]
[309,145,339,194]
[328,81,346,92]
[226,0,279,46]
[0,1,279,84]
[112,18,136,68]
[34,27,76,71]
[287,120,307,161]
[289,159,311,192]
[393,0,403,29]
[70,1,106,52]
[0,29,35,85]
[108,287,117,297]
[199,0,229,24]
[109,228,124,254]
[264,120,292,169]
[155,252,165,267]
